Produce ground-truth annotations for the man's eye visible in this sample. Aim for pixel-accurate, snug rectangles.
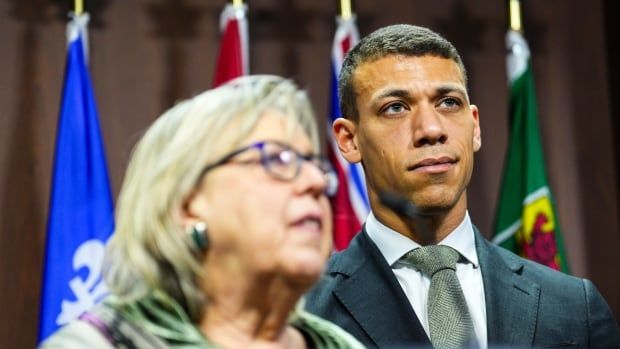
[438,97,462,109]
[382,102,408,116]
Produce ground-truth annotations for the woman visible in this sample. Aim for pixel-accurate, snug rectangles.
[41,75,363,348]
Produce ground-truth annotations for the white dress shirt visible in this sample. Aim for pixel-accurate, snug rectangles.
[365,211,488,349]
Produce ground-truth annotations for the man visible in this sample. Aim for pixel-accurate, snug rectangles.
[305,24,620,349]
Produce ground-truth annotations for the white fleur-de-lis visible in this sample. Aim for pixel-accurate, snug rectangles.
[56,239,109,325]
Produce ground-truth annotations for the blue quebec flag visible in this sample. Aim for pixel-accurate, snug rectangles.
[38,13,114,342]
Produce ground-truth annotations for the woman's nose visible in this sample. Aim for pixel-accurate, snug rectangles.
[297,160,330,196]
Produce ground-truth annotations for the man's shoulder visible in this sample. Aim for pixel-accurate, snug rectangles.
[324,230,372,275]
[310,241,361,292]
[476,229,583,290]
[305,231,371,309]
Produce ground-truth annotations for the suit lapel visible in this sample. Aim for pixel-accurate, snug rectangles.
[331,230,430,348]
[475,229,540,347]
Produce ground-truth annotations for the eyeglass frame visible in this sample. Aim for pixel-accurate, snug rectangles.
[197,140,338,196]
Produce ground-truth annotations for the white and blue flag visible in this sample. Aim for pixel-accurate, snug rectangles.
[38,13,114,342]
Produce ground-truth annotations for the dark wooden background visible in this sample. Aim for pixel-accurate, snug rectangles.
[1,0,619,347]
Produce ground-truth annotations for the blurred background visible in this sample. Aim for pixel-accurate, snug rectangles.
[1,0,619,347]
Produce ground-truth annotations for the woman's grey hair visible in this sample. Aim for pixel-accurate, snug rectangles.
[339,24,467,121]
[103,75,319,322]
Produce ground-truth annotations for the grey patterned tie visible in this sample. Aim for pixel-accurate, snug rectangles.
[402,245,475,349]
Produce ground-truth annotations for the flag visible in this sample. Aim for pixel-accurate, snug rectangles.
[492,29,569,273]
[212,3,249,87]
[328,15,369,251]
[38,13,115,342]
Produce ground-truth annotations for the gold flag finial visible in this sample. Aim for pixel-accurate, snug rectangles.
[340,0,352,20]
[509,0,522,32]
[74,0,83,15]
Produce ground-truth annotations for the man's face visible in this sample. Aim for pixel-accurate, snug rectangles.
[336,54,481,219]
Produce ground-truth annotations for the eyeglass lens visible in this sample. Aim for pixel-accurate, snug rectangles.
[261,143,299,180]
[260,143,337,197]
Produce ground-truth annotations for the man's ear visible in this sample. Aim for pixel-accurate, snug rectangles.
[470,105,482,152]
[333,117,362,163]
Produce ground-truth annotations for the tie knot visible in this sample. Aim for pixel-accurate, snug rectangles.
[401,245,460,277]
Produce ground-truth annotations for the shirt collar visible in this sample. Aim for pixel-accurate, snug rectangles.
[365,211,479,268]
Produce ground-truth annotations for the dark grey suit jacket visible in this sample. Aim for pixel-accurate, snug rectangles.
[304,227,620,348]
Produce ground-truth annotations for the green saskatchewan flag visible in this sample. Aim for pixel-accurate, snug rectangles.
[493,29,569,273]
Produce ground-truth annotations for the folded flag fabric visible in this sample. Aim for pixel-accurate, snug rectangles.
[328,15,369,251]
[493,29,569,273]
[38,13,115,342]
[212,3,249,87]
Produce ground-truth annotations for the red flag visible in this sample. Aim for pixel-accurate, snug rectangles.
[328,15,369,250]
[213,3,248,87]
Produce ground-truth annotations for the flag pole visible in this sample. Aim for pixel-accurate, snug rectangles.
[340,0,352,19]
[509,0,522,32]
[74,0,83,15]
[232,0,244,9]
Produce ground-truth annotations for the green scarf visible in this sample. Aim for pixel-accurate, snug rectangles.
[104,290,364,349]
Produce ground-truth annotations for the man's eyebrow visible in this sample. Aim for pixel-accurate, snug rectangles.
[374,88,410,100]
[437,85,467,97]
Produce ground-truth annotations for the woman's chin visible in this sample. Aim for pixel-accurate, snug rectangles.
[280,253,326,286]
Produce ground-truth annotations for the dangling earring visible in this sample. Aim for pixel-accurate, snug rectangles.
[189,222,209,251]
